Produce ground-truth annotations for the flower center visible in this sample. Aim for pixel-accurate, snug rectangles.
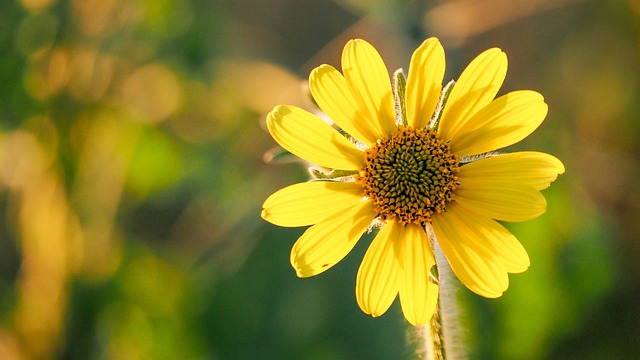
[355,125,460,225]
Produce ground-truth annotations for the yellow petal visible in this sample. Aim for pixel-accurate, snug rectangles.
[438,48,507,142]
[454,178,547,222]
[431,204,509,297]
[309,65,379,145]
[267,105,364,170]
[262,181,364,227]
[290,199,375,278]
[444,203,529,273]
[397,223,439,326]
[451,91,549,156]
[356,221,402,317]
[406,38,445,129]
[341,39,396,138]
[459,151,565,191]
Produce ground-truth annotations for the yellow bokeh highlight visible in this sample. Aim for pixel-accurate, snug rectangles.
[71,111,134,280]
[20,0,56,13]
[72,0,127,37]
[121,64,183,123]
[0,129,80,359]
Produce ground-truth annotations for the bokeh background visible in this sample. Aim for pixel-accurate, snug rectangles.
[0,0,638,359]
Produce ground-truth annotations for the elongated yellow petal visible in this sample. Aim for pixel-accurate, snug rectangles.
[431,204,509,297]
[309,65,379,145]
[438,48,507,142]
[397,223,438,326]
[443,203,529,273]
[406,38,445,129]
[451,91,548,156]
[290,199,375,278]
[267,105,364,170]
[455,178,547,222]
[356,221,402,317]
[341,39,396,138]
[262,181,364,227]
[459,151,565,191]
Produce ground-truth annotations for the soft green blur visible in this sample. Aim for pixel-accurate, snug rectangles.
[0,0,638,359]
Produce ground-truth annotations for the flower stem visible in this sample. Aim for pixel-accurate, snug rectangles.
[415,226,466,360]
[429,301,446,360]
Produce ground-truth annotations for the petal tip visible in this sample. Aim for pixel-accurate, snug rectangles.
[266,105,291,125]
[556,159,566,175]
[291,260,319,278]
[481,48,508,69]
[309,64,332,79]
[294,268,308,278]
[405,314,429,327]
[424,36,441,45]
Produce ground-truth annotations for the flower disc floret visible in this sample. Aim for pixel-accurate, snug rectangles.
[356,125,460,225]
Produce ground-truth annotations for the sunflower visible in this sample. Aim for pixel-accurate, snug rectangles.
[261,38,564,326]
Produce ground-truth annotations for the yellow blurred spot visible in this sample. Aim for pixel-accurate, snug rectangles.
[72,0,127,37]
[20,0,56,12]
[66,48,115,101]
[628,0,640,15]
[424,0,582,46]
[122,64,183,123]
[0,330,21,360]
[47,49,71,96]
[0,129,81,359]
[23,49,70,100]
[72,111,132,279]
[217,60,306,115]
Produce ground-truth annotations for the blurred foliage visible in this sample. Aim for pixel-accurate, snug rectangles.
[0,0,639,359]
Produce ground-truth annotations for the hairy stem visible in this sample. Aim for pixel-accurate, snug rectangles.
[415,226,466,360]
[429,301,446,360]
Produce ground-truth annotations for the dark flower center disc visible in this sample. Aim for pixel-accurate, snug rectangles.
[356,126,460,225]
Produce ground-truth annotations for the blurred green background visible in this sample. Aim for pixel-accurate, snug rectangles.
[0,0,638,359]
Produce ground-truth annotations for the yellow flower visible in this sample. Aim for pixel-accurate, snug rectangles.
[261,38,564,326]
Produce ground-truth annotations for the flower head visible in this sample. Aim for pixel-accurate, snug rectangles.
[261,38,564,326]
